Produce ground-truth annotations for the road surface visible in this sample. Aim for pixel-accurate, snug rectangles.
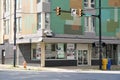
[0,70,120,80]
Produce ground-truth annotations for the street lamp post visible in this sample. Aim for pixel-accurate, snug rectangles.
[13,0,17,67]
[99,0,102,70]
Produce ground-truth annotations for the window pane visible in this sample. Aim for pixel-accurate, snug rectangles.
[16,17,22,33]
[85,17,89,32]
[45,13,50,29]
[84,3,88,7]
[84,0,88,2]
[92,47,99,59]
[91,4,95,8]
[37,0,41,3]
[66,44,76,59]
[33,49,36,59]
[5,20,9,34]
[17,0,21,9]
[31,44,41,60]
[37,13,41,30]
[91,17,95,32]
[19,17,22,32]
[91,0,94,3]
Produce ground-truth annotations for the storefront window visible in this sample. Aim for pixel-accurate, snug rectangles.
[31,44,41,60]
[57,43,65,59]
[92,44,114,59]
[92,47,99,59]
[66,44,76,59]
[45,43,76,60]
[45,44,56,59]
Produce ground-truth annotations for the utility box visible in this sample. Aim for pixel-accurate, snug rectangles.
[107,59,111,70]
[102,58,108,70]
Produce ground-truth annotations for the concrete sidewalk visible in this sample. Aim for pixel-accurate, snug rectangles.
[0,64,120,73]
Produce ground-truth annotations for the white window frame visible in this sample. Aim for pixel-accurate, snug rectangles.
[84,0,95,32]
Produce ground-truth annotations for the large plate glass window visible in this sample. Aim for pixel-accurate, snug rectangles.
[31,44,41,60]
[45,43,76,60]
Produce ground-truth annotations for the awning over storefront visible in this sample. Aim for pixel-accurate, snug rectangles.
[43,37,120,44]
[15,36,120,44]
[16,37,43,44]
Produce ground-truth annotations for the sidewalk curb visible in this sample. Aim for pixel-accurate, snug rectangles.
[0,64,120,74]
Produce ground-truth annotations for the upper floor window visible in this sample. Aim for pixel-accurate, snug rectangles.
[46,0,50,2]
[16,0,22,9]
[84,0,95,8]
[16,17,22,33]
[84,0,95,32]
[37,13,41,30]
[37,0,50,3]
[4,19,10,35]
[45,13,50,29]
[84,17,95,32]
[37,0,41,3]
[4,0,10,12]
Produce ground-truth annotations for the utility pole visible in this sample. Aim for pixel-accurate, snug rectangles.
[13,0,17,67]
[99,0,102,70]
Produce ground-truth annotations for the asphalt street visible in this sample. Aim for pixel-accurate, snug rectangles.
[0,70,120,80]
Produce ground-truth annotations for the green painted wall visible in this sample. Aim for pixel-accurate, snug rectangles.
[50,0,120,37]
[50,0,83,35]
[96,0,120,37]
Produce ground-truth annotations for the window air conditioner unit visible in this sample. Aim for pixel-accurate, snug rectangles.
[44,30,53,37]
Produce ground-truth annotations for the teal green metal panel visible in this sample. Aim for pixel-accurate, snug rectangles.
[96,0,120,37]
[50,0,70,34]
[50,0,120,37]
[50,0,83,35]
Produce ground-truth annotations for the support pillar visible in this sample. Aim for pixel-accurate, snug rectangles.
[16,45,19,66]
[40,42,45,67]
[40,0,46,67]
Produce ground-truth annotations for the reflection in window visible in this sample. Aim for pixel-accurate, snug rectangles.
[31,44,41,60]
[92,44,114,59]
[45,13,50,29]
[45,43,76,60]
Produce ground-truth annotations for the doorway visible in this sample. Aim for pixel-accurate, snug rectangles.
[1,50,5,64]
[78,50,88,65]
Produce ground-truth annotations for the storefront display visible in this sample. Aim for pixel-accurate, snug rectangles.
[67,44,75,59]
[57,43,65,59]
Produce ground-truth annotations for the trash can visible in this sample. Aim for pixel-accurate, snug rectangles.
[102,58,108,70]
[107,58,111,70]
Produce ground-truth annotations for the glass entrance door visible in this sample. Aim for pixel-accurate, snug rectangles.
[78,50,88,65]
